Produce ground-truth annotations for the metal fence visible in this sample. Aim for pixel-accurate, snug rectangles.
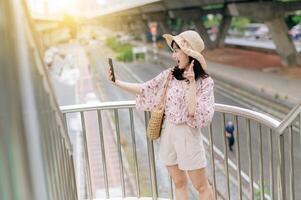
[0,0,77,200]
[2,0,301,199]
[61,101,301,200]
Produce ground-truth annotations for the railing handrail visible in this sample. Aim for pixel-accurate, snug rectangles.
[60,100,136,113]
[61,100,286,199]
[215,103,280,129]
[276,102,301,134]
[21,0,73,151]
[60,101,281,130]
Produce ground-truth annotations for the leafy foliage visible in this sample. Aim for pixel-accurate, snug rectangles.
[106,37,133,62]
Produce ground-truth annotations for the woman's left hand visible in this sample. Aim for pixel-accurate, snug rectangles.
[183,60,195,83]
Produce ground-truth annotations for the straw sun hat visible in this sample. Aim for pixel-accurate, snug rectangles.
[163,30,207,70]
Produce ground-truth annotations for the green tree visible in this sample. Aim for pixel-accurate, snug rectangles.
[105,37,133,62]
[203,14,222,28]
[292,15,301,24]
[231,17,250,32]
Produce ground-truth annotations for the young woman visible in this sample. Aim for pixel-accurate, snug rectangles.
[108,30,215,200]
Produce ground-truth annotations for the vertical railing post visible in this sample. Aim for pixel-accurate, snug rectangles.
[144,112,158,200]
[278,133,286,200]
[208,123,217,200]
[246,119,254,199]
[129,108,141,198]
[70,154,79,200]
[288,125,294,200]
[234,116,242,200]
[168,176,174,200]
[80,112,93,199]
[222,114,230,200]
[259,124,265,200]
[12,0,49,198]
[97,110,110,199]
[114,109,126,198]
[268,129,274,200]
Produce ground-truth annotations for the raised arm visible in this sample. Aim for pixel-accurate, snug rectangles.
[108,68,142,94]
[115,80,141,94]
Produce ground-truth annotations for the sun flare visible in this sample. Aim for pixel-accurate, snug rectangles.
[28,0,79,16]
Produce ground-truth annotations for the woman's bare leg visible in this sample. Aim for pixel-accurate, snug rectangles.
[188,168,214,200]
[167,165,189,200]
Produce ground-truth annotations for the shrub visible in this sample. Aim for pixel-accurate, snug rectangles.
[106,37,133,62]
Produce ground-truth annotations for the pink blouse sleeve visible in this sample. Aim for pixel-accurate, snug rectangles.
[136,69,170,111]
[186,77,215,128]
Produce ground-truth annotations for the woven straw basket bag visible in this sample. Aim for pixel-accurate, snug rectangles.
[147,109,165,140]
[147,72,171,140]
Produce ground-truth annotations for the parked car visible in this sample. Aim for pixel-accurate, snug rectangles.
[243,23,271,40]
[44,47,59,66]
[289,24,301,41]
[227,28,244,38]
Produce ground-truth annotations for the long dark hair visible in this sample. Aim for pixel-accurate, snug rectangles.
[171,40,208,81]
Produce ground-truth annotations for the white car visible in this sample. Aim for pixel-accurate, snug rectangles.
[244,23,271,40]
[44,47,59,65]
[289,24,301,41]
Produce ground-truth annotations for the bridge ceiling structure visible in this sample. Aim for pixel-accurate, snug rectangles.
[94,0,301,19]
[31,0,301,66]
[92,0,301,67]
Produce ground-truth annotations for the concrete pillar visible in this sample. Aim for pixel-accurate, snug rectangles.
[111,24,118,32]
[215,15,232,47]
[132,21,147,38]
[192,20,214,50]
[137,20,149,34]
[141,12,171,35]
[228,2,301,66]
[178,19,186,33]
[265,18,301,66]
[117,23,123,32]
[113,24,120,32]
[137,21,148,42]
[113,18,124,32]
[158,20,169,34]
[122,23,130,33]
[129,22,138,35]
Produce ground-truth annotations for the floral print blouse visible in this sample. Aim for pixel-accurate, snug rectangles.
[136,68,215,128]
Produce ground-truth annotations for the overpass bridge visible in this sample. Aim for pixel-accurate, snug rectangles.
[92,0,301,67]
[32,0,301,67]
[1,0,301,200]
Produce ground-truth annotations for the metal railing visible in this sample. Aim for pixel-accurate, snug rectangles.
[276,103,301,200]
[61,100,301,200]
[2,0,301,199]
[0,0,78,200]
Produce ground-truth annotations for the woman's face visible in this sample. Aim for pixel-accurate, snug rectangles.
[172,43,190,70]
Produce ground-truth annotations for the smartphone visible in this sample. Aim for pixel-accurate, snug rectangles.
[108,58,115,82]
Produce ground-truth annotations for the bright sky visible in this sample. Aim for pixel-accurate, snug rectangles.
[27,0,159,18]
[27,0,107,17]
[96,0,107,5]
[49,0,77,14]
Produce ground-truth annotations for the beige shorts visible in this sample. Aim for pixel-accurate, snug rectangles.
[159,120,207,170]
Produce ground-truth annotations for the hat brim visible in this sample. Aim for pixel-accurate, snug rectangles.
[163,34,207,71]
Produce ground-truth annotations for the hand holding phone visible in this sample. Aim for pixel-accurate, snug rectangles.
[108,58,115,82]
